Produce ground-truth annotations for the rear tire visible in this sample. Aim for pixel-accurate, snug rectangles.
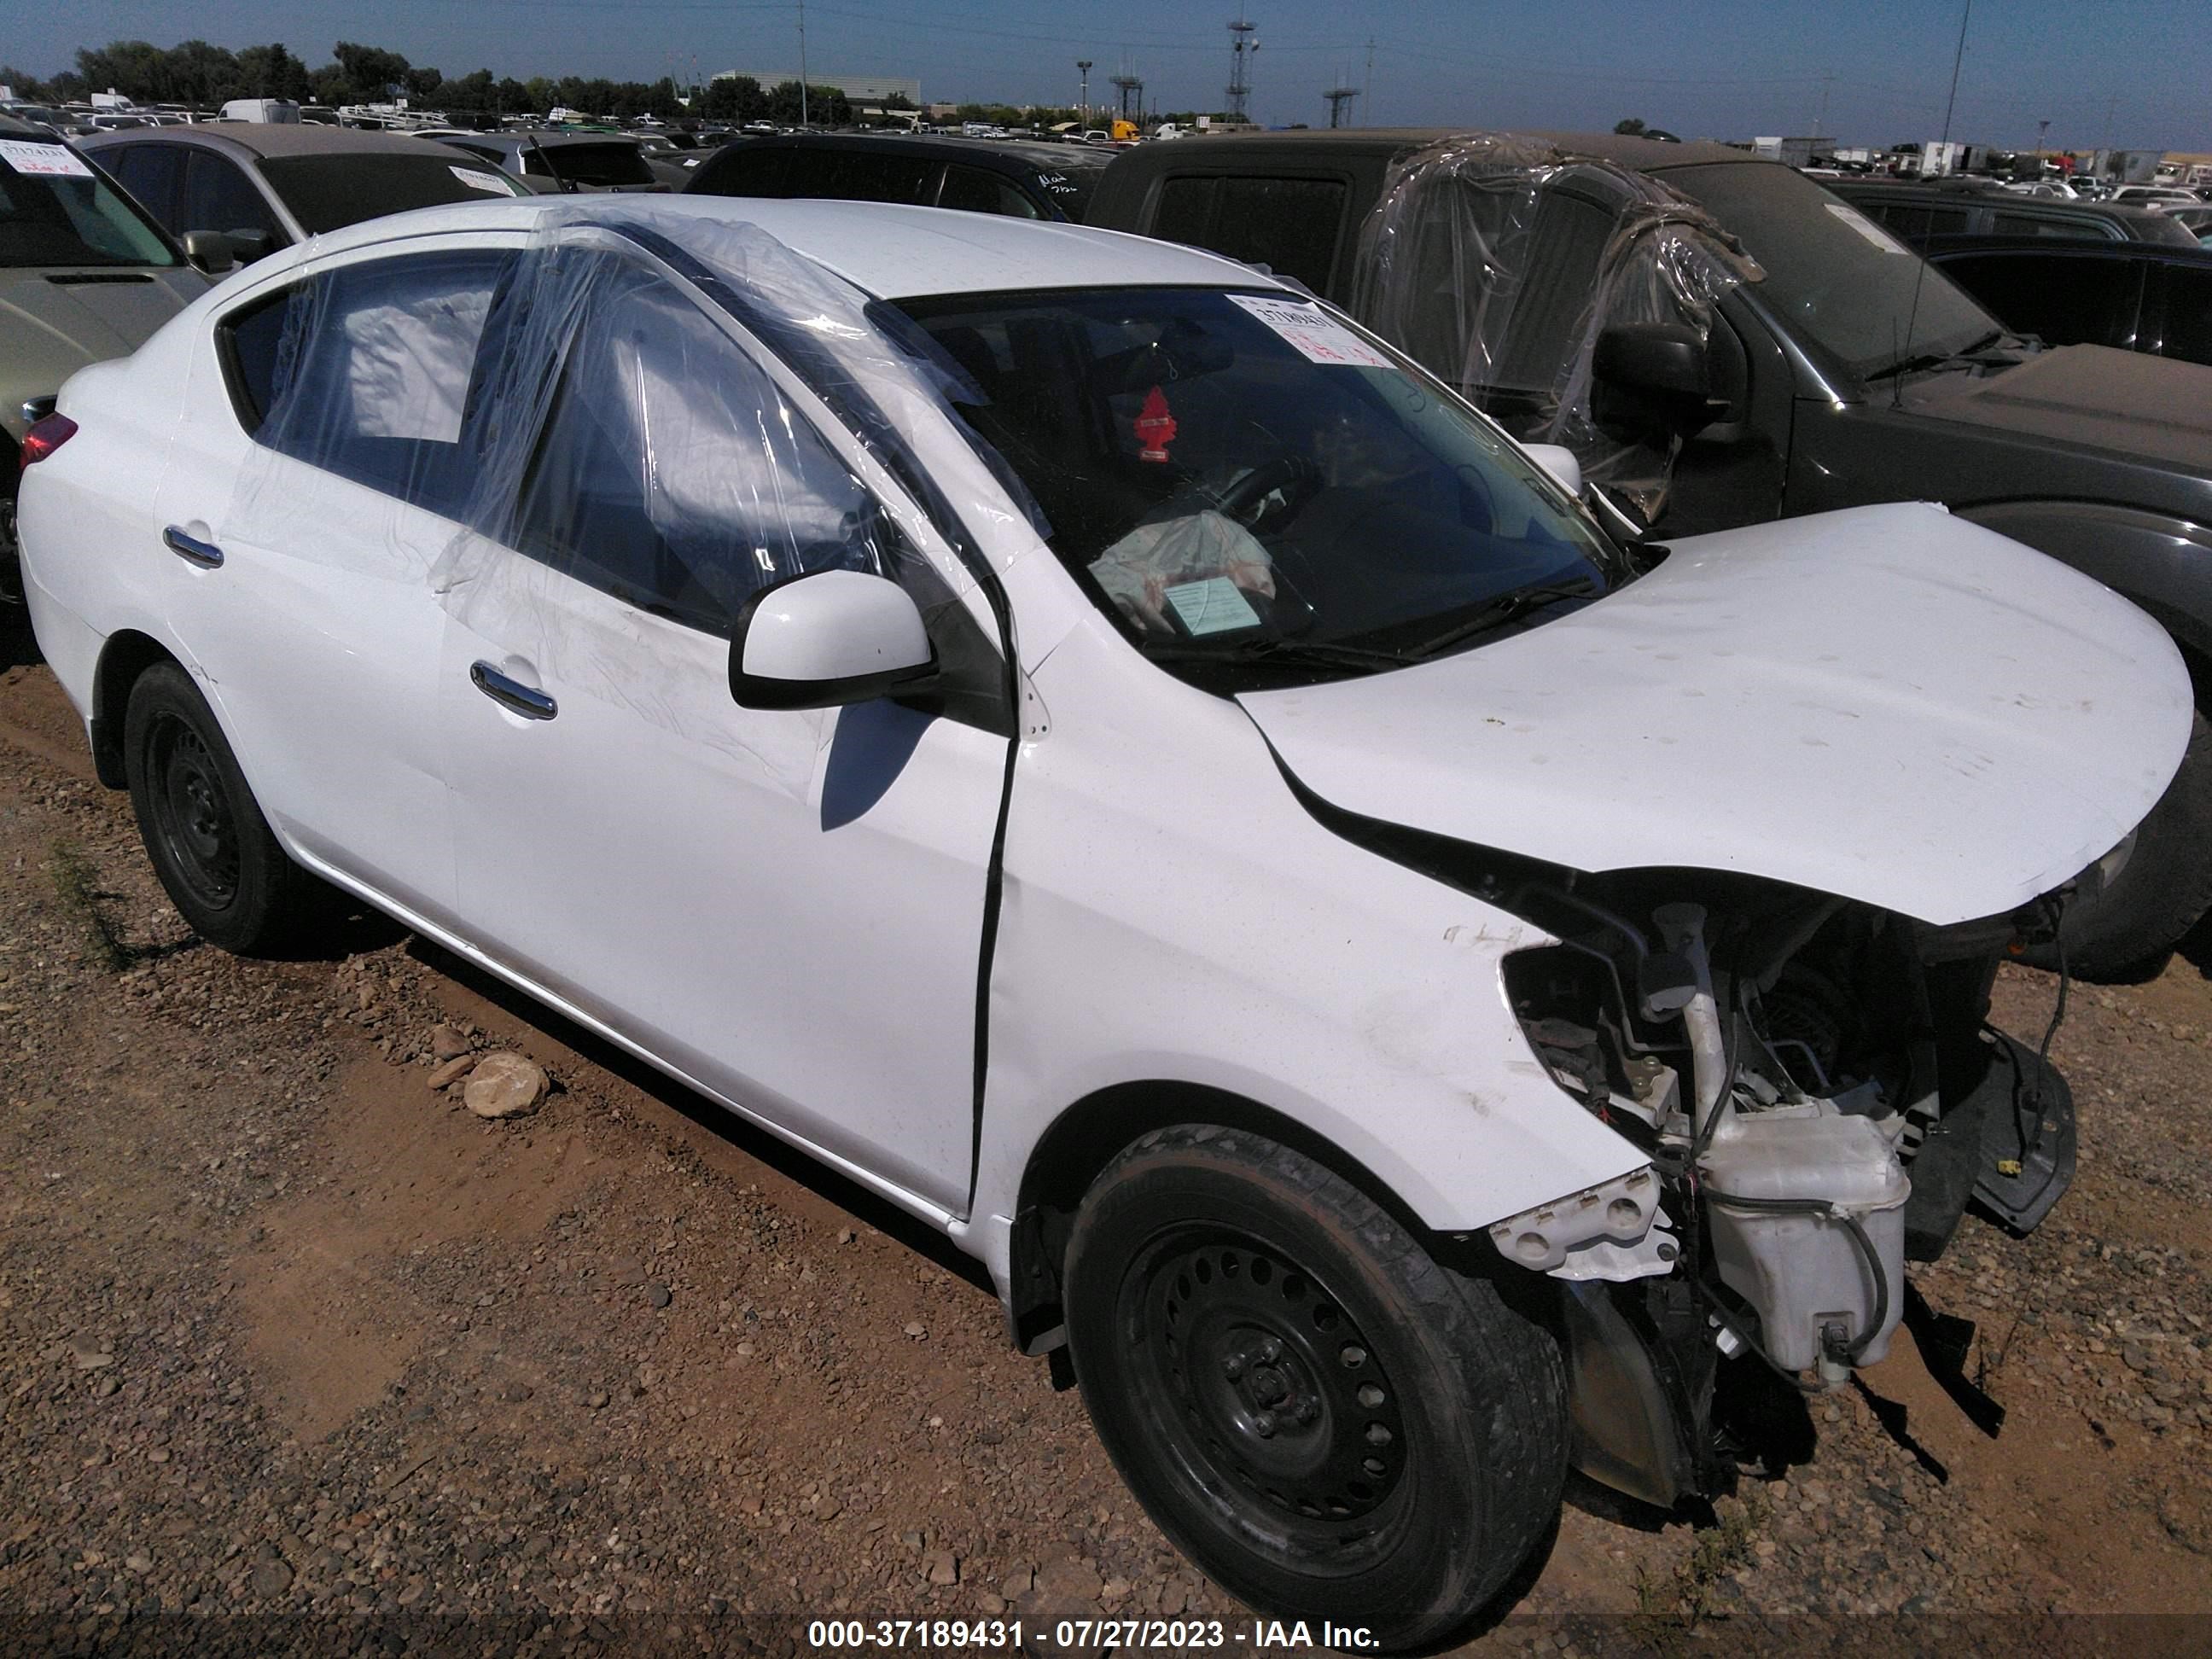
[2022,710,2212,981]
[1062,1125,1565,1652]
[124,661,316,955]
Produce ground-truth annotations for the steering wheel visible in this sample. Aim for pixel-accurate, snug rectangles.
[1216,457,1322,529]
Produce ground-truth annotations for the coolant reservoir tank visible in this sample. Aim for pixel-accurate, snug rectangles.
[1698,1104,1910,1375]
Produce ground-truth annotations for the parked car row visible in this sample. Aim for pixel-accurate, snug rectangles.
[8,114,2209,1650]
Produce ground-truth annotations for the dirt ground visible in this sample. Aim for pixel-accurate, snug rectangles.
[3,600,2210,1656]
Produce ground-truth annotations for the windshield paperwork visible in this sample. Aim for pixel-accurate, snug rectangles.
[893,287,1621,683]
[0,148,178,269]
[1661,161,2004,381]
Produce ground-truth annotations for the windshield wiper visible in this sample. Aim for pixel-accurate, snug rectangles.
[1141,636,1412,672]
[1867,329,2011,382]
[1400,579,1600,661]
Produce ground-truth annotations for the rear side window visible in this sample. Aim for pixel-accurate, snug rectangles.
[783,148,939,206]
[1939,251,2142,348]
[2160,266,2212,365]
[221,249,512,520]
[1990,209,2118,240]
[1150,175,1347,294]
[256,154,520,235]
[939,165,1041,218]
[689,146,790,196]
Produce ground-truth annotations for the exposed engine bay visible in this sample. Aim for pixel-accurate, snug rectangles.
[1493,873,2073,1507]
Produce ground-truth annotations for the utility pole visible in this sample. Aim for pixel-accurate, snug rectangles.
[2035,116,2049,157]
[1813,71,1831,139]
[1363,36,1375,126]
[1324,81,1358,128]
[798,0,809,127]
[1077,60,1091,122]
[1225,7,1257,123]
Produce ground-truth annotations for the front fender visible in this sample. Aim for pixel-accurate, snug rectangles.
[1955,500,2212,678]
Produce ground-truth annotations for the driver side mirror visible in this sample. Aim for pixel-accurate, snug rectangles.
[1592,323,1727,439]
[729,569,938,711]
[180,229,235,275]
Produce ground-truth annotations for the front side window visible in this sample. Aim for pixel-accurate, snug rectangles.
[1149,175,1348,295]
[226,249,510,518]
[107,143,184,224]
[940,166,1041,218]
[508,264,915,637]
[182,151,284,244]
[897,286,1621,684]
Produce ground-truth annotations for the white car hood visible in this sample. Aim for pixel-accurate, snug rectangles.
[1238,503,2192,926]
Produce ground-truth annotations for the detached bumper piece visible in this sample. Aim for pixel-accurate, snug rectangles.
[1902,1031,2075,1261]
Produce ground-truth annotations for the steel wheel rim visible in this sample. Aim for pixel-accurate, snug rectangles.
[148,715,239,910]
[1121,1225,1411,1564]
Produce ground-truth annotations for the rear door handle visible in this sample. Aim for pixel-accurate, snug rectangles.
[470,661,557,721]
[162,525,224,568]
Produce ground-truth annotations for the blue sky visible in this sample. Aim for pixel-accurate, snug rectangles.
[13,0,2210,151]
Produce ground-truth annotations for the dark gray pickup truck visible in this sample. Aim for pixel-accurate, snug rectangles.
[1087,129,2212,976]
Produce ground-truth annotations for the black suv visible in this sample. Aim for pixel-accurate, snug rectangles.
[1086,128,2212,975]
[1827,178,2197,247]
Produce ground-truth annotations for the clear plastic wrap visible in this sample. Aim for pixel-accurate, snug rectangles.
[1352,133,1762,520]
[224,201,1038,791]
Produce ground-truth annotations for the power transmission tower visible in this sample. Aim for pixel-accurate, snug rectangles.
[1111,73,1143,122]
[1225,8,1258,121]
[1324,83,1358,128]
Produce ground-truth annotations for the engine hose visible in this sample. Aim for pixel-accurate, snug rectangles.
[1700,1190,1893,1366]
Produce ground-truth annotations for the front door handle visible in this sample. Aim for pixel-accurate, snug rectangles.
[162,525,224,568]
[470,661,557,721]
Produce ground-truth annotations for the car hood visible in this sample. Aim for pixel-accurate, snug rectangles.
[0,267,202,439]
[1238,503,2191,926]
[1904,343,2212,474]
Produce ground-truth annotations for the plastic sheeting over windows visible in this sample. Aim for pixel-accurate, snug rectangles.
[1351,132,1761,520]
[223,201,1027,790]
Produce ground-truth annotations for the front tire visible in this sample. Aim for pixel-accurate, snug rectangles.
[1062,1126,1566,1651]
[124,661,316,955]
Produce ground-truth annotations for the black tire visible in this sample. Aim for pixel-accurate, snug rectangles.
[2022,710,2212,981]
[124,661,315,955]
[1062,1125,1566,1652]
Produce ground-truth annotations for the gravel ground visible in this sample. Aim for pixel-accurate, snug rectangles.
[3,618,2210,1656]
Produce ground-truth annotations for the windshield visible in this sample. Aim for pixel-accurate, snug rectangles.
[258,154,521,235]
[0,145,179,268]
[1661,160,2002,379]
[893,287,1620,678]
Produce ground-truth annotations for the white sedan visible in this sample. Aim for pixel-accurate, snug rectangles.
[17,195,2190,1644]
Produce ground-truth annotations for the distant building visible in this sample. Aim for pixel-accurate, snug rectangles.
[713,71,920,105]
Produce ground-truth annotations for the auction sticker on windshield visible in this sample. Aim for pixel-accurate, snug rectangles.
[1227,293,1393,368]
[0,140,92,178]
[449,166,512,195]
[1824,201,1909,254]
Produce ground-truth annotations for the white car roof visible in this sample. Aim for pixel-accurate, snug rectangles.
[281,194,1289,302]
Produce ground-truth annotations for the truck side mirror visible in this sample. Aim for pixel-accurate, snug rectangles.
[1592,323,1727,439]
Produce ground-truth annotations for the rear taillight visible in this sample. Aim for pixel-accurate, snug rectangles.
[19,413,77,469]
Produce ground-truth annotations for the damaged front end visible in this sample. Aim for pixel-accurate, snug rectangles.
[1490,876,2071,1508]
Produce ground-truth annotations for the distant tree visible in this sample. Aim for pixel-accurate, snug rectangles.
[442,67,495,112]
[881,91,914,111]
[1614,117,1648,136]
[232,43,311,102]
[404,65,443,102]
[495,76,532,114]
[75,40,172,100]
[331,41,411,101]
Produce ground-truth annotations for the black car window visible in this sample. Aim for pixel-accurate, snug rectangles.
[1990,208,2119,241]
[529,142,655,188]
[1490,188,1618,393]
[1152,176,1218,248]
[508,261,917,637]
[1148,175,1347,295]
[688,146,790,196]
[1939,251,2141,349]
[183,150,284,244]
[108,143,184,224]
[1857,200,1972,239]
[783,148,938,205]
[0,151,180,268]
[2161,265,2212,366]
[939,164,1042,218]
[226,249,511,520]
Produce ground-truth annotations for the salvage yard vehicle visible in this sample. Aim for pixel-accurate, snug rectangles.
[1086,129,2212,978]
[15,195,2192,1647]
[1918,236,2212,369]
[76,124,527,265]
[684,131,1111,224]
[0,116,207,598]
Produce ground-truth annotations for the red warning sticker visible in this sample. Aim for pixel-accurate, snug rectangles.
[1134,385,1178,462]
